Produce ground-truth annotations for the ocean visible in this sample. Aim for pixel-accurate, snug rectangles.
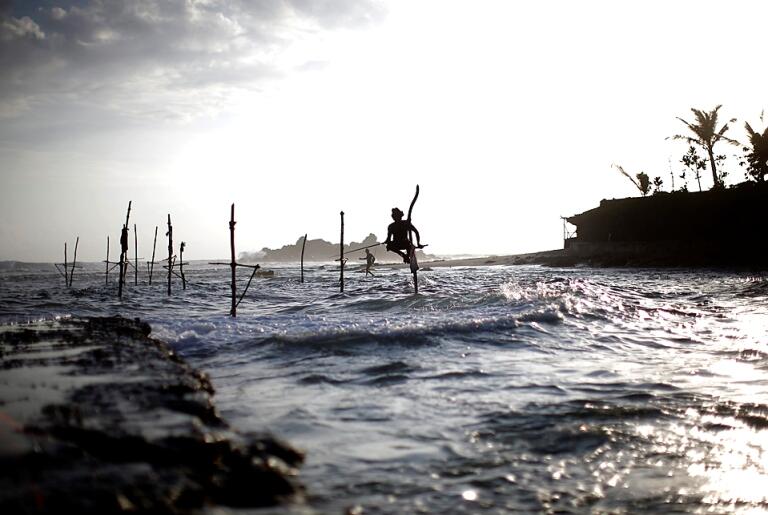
[1,261,767,513]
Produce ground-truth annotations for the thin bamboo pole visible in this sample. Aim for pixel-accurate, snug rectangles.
[167,214,173,296]
[229,204,237,317]
[70,236,79,287]
[180,242,186,290]
[149,226,157,285]
[235,264,259,308]
[118,229,124,297]
[339,211,344,293]
[123,201,132,285]
[54,263,67,281]
[209,203,263,316]
[134,223,138,286]
[338,242,381,257]
[64,242,68,286]
[118,201,132,298]
[106,236,110,285]
[562,218,566,244]
[300,233,307,283]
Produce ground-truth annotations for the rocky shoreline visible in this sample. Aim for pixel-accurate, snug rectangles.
[0,317,304,514]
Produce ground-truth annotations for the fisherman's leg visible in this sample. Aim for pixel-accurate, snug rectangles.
[409,244,419,272]
[387,243,410,263]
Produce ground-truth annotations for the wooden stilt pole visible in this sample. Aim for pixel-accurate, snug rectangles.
[230,204,237,317]
[148,226,157,285]
[118,201,132,298]
[407,185,420,295]
[70,236,79,287]
[209,204,262,316]
[339,211,345,293]
[64,242,68,287]
[134,223,138,286]
[167,214,173,296]
[123,201,132,285]
[118,231,124,297]
[106,236,110,285]
[180,242,187,290]
[300,233,307,283]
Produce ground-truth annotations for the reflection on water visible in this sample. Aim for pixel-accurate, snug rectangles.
[1,263,767,513]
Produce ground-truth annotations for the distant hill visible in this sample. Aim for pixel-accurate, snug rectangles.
[239,233,434,263]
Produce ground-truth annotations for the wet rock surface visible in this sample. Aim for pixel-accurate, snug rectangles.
[0,317,304,514]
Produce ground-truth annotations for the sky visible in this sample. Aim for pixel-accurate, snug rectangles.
[1,0,766,262]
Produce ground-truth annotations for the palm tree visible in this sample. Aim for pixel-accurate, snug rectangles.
[613,164,650,196]
[743,116,768,182]
[670,105,739,189]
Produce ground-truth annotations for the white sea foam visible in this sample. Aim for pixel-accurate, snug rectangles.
[2,264,768,513]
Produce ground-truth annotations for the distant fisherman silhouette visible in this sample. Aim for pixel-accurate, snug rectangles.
[359,248,376,276]
[384,207,421,264]
[120,225,129,256]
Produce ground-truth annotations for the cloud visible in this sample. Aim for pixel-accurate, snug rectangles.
[0,0,386,120]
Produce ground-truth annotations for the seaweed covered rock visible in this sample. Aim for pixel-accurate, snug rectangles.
[0,317,304,513]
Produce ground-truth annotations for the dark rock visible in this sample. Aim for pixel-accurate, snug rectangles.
[0,317,304,513]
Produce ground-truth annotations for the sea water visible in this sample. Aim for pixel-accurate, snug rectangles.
[1,261,767,513]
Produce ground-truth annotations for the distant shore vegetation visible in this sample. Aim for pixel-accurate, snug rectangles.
[615,106,768,196]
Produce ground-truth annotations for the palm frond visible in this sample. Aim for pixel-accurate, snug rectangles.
[676,117,701,136]
[715,123,739,146]
[709,105,725,129]
[691,109,707,127]
[612,163,641,191]
[669,134,698,144]
[677,117,693,128]
[746,122,767,147]
[718,135,740,146]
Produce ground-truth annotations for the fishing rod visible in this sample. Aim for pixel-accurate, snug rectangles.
[330,242,383,258]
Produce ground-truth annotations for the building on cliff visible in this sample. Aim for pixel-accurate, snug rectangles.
[563,182,768,267]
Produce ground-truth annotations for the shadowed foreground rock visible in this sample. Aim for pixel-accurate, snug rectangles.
[0,317,304,514]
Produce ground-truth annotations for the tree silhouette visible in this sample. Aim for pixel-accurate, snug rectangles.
[680,146,707,191]
[613,164,651,196]
[742,114,768,182]
[652,176,664,194]
[670,105,739,190]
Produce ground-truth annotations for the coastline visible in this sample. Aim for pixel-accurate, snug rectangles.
[419,249,570,268]
[419,250,768,269]
[387,246,768,269]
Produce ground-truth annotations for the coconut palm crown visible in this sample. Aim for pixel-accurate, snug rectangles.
[670,105,739,189]
[744,120,768,182]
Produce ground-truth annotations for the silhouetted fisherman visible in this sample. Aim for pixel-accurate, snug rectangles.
[385,207,422,264]
[119,224,129,285]
[120,225,129,256]
[359,248,376,276]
